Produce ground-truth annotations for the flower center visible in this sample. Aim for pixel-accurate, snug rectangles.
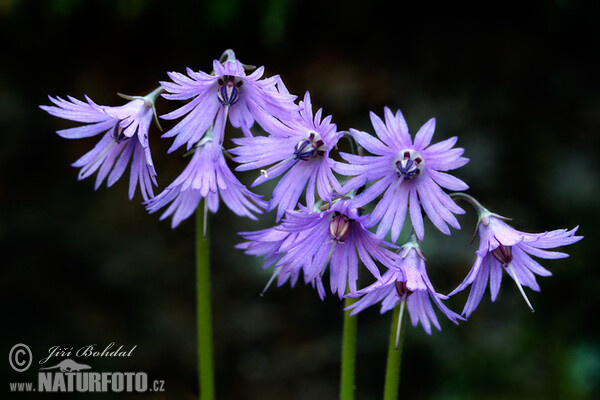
[491,244,513,265]
[216,75,243,106]
[395,280,413,300]
[294,131,326,161]
[394,149,424,180]
[111,122,128,143]
[329,211,352,242]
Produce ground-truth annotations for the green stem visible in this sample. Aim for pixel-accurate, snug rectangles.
[196,202,215,400]
[383,303,406,400]
[340,296,358,400]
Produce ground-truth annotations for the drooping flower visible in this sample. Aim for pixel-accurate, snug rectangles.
[335,107,469,241]
[40,88,162,201]
[160,54,298,152]
[145,135,267,229]
[231,92,343,220]
[271,199,399,299]
[448,194,583,317]
[347,235,463,335]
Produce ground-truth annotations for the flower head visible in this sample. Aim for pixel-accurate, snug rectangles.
[40,89,161,201]
[160,57,298,152]
[336,108,469,241]
[145,136,266,228]
[273,199,399,298]
[449,196,583,317]
[231,92,343,220]
[347,237,463,335]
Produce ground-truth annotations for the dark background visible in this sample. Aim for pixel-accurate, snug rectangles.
[2,0,598,399]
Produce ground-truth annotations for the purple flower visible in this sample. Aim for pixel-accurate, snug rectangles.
[160,57,298,152]
[273,199,399,299]
[449,195,583,317]
[335,108,469,241]
[231,92,343,220]
[41,89,161,201]
[146,137,267,228]
[347,237,463,335]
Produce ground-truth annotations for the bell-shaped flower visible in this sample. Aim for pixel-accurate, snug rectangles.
[146,136,266,229]
[41,88,161,201]
[347,236,463,335]
[449,194,583,317]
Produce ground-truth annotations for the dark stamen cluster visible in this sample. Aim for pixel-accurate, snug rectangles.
[294,131,325,161]
[329,211,352,242]
[217,75,243,106]
[491,244,513,265]
[395,280,413,300]
[395,150,423,180]
[112,123,127,143]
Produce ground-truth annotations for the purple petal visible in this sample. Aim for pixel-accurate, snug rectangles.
[413,118,436,150]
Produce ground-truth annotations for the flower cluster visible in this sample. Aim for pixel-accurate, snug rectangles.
[42,50,582,337]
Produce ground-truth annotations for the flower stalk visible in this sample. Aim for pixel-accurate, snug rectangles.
[196,202,215,400]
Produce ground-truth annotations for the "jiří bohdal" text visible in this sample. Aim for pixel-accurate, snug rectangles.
[39,343,137,365]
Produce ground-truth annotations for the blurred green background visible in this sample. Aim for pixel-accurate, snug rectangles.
[1,0,598,399]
